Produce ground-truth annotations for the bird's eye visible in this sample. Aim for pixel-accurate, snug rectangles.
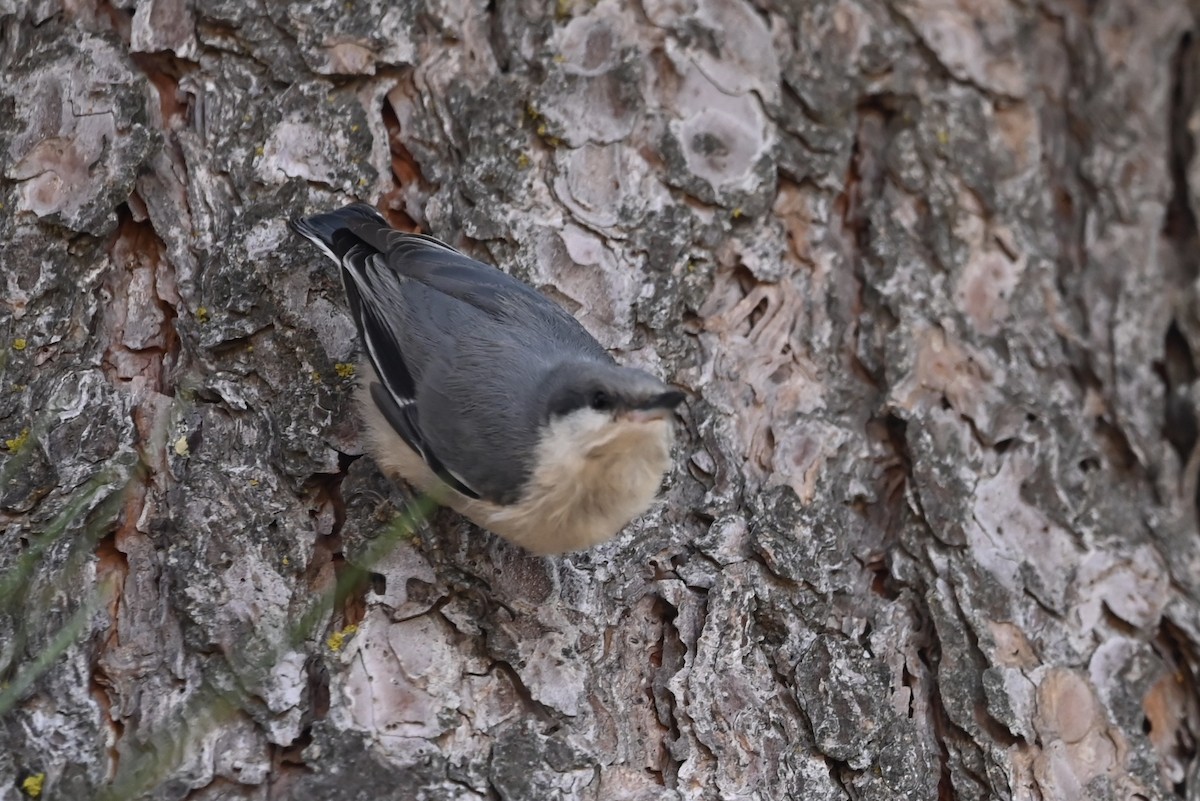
[590,390,613,411]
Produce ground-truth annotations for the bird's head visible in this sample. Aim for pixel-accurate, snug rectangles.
[498,360,684,548]
[540,361,685,458]
[545,361,683,422]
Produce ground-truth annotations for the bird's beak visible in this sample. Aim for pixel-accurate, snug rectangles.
[621,390,686,424]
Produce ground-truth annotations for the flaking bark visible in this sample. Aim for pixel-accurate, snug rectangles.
[2,0,1200,799]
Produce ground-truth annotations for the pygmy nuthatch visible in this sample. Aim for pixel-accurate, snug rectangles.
[291,203,684,554]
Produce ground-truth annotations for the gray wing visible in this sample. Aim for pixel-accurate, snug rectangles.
[345,218,610,360]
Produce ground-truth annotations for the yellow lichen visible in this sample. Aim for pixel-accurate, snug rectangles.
[196,307,209,323]
[731,207,744,219]
[327,623,359,652]
[21,773,44,798]
[516,153,531,169]
[254,145,265,157]
[310,370,322,383]
[335,363,355,379]
[5,427,29,452]
[173,436,190,457]
[12,338,27,351]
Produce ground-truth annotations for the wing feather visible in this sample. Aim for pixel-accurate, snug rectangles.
[368,382,481,499]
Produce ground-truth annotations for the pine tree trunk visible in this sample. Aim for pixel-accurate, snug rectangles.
[2,1,1199,799]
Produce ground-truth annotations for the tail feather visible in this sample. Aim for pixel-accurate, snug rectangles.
[290,203,389,263]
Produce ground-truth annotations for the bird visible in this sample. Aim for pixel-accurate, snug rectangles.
[290,203,685,554]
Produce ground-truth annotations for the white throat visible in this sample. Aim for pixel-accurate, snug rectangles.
[492,408,674,552]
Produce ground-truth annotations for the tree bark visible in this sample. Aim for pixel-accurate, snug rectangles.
[2,0,1199,799]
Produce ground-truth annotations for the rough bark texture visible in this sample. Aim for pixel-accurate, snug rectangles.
[2,0,1200,799]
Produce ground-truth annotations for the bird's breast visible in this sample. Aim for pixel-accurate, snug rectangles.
[484,415,674,553]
